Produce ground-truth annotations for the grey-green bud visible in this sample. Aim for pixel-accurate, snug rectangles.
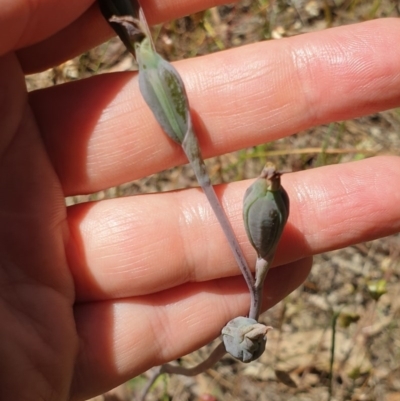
[222,317,272,363]
[243,164,289,260]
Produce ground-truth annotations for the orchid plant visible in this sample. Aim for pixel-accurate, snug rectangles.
[98,1,290,399]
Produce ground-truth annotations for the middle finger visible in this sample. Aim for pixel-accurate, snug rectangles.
[67,156,400,302]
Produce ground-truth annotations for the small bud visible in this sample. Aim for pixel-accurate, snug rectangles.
[243,164,289,260]
[135,38,190,144]
[222,317,272,363]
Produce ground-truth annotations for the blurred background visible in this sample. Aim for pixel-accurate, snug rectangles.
[26,1,400,400]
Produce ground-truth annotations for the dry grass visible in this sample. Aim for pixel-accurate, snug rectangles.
[26,1,400,400]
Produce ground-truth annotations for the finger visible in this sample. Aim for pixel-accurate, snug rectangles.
[18,0,232,73]
[67,156,400,301]
[71,257,312,400]
[29,19,400,195]
[0,0,93,56]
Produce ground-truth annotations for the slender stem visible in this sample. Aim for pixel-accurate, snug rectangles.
[138,366,162,401]
[182,126,255,294]
[248,286,259,321]
[163,342,226,376]
[248,257,270,320]
[139,342,226,401]
[328,310,340,401]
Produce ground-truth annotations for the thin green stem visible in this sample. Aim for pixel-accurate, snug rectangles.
[182,126,255,295]
[249,257,270,320]
[328,310,340,401]
[139,342,226,401]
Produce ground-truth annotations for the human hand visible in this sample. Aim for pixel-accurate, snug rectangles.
[2,1,400,400]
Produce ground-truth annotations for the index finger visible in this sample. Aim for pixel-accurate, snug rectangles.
[29,18,400,196]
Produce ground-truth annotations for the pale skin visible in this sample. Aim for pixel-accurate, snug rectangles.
[1,1,400,400]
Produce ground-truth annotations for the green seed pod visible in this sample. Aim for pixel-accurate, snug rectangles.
[105,10,191,145]
[243,164,289,260]
[135,38,190,144]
